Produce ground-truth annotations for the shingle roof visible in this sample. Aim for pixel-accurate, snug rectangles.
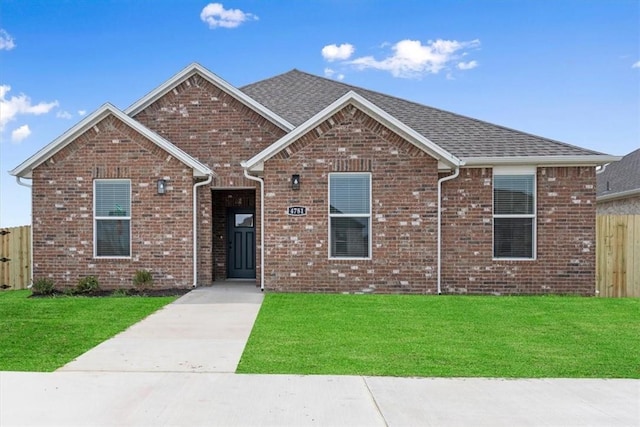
[596,148,640,197]
[240,69,607,160]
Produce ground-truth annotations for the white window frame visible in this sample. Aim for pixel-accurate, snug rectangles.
[328,172,372,260]
[93,179,132,259]
[492,166,536,260]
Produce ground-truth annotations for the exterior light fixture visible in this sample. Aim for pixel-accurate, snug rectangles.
[291,174,300,190]
[157,179,167,194]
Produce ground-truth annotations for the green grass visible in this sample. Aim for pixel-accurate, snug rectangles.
[0,290,177,372]
[237,294,640,378]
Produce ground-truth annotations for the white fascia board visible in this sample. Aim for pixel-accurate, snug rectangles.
[461,155,622,167]
[10,103,213,178]
[349,92,462,167]
[124,63,294,132]
[243,91,462,170]
[597,187,640,203]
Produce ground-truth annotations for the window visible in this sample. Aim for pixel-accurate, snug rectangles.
[94,179,131,257]
[329,173,371,258]
[235,213,254,228]
[493,169,535,259]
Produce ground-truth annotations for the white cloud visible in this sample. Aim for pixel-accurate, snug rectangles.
[321,43,355,62]
[349,38,480,78]
[11,124,31,143]
[200,3,258,29]
[0,85,59,131]
[632,60,640,69]
[78,109,87,116]
[0,29,16,50]
[323,68,345,81]
[56,110,73,119]
[457,60,478,70]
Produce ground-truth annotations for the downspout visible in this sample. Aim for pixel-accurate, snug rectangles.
[437,167,460,295]
[193,174,213,288]
[242,165,265,291]
[16,176,32,188]
[15,176,34,285]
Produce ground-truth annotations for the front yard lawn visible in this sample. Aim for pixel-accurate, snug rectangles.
[237,294,640,378]
[0,290,177,372]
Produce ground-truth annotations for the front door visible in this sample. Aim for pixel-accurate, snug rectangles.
[227,208,256,279]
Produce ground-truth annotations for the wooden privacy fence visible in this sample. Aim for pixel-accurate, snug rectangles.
[596,215,640,297]
[0,225,31,290]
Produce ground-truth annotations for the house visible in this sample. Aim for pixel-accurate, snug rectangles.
[9,63,620,295]
[596,148,640,214]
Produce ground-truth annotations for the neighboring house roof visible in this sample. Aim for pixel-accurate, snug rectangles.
[125,63,294,132]
[241,69,617,166]
[243,91,462,172]
[9,103,213,179]
[596,148,640,202]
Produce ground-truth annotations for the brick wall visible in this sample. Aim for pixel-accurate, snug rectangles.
[262,104,439,293]
[597,194,640,214]
[32,115,195,289]
[441,166,597,295]
[133,74,285,284]
[30,72,599,294]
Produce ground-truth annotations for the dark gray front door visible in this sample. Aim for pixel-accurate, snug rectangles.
[227,208,256,279]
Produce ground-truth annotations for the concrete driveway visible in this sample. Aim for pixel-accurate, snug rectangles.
[1,283,638,426]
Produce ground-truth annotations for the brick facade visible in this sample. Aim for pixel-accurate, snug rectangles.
[27,69,600,295]
[132,74,285,285]
[440,166,596,295]
[262,105,439,293]
[597,194,640,214]
[32,116,195,289]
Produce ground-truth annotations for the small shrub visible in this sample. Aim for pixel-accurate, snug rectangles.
[76,276,100,294]
[32,278,56,296]
[133,270,153,290]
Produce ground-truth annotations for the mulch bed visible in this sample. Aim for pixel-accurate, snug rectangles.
[30,288,192,298]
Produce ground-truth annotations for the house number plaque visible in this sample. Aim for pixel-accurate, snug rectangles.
[287,206,307,216]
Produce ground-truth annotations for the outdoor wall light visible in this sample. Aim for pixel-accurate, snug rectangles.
[291,174,300,190]
[157,179,167,194]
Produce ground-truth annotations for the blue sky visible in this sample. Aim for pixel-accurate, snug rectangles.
[1,0,639,227]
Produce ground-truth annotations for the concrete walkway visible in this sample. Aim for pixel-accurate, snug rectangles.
[1,283,639,426]
[59,282,263,373]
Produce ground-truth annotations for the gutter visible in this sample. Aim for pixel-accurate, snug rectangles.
[595,163,609,175]
[192,174,213,288]
[437,167,460,295]
[597,187,640,203]
[242,165,265,291]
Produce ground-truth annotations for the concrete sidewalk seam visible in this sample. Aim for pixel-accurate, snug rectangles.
[362,376,390,427]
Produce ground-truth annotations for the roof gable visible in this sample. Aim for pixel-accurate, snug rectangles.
[242,91,461,172]
[125,63,294,132]
[10,103,213,179]
[242,69,618,165]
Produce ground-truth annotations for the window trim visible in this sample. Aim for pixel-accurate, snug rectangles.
[492,166,537,261]
[93,179,132,259]
[328,172,372,260]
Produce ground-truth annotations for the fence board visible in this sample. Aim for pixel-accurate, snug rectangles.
[596,215,640,297]
[0,225,32,290]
